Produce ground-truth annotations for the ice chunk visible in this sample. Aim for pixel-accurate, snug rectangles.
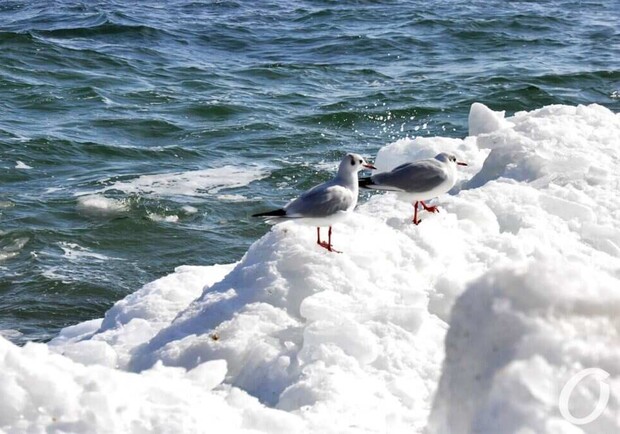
[468,102,512,136]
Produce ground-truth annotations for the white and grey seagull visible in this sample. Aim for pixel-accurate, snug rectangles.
[359,152,467,225]
[253,153,376,252]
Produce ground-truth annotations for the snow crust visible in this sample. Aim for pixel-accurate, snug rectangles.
[2,103,620,433]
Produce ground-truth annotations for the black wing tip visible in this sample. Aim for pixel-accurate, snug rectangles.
[358,177,375,189]
[252,208,286,218]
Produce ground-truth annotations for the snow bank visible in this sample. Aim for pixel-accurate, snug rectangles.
[427,104,620,434]
[427,253,620,434]
[2,103,620,433]
[0,338,274,433]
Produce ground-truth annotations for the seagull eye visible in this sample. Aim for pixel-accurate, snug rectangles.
[359,159,363,164]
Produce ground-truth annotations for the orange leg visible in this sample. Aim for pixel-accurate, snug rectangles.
[317,226,341,253]
[413,202,421,225]
[420,201,439,213]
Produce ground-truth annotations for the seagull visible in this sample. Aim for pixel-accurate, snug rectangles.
[359,152,467,225]
[253,153,376,252]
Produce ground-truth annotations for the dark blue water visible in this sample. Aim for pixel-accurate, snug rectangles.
[0,0,618,343]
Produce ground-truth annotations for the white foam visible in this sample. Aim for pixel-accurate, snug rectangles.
[14,161,32,170]
[76,195,129,216]
[37,243,119,284]
[58,242,116,262]
[147,213,179,223]
[44,187,64,194]
[98,165,269,197]
[0,237,29,262]
[2,103,620,433]
[0,329,23,340]
[217,194,251,202]
[181,205,198,214]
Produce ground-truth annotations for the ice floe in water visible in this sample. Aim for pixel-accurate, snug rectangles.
[2,103,620,433]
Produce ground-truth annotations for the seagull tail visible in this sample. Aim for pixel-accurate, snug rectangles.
[252,208,286,218]
[358,177,375,189]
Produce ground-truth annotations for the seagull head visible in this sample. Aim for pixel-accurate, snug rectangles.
[435,152,468,167]
[340,153,377,174]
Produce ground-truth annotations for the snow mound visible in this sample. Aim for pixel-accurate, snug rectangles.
[468,102,512,136]
[2,103,620,433]
[48,264,237,369]
[0,338,279,433]
[428,252,620,434]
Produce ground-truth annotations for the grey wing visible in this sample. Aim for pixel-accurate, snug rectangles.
[285,184,354,218]
[372,160,448,192]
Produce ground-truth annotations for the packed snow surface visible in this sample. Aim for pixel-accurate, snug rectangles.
[2,103,619,433]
